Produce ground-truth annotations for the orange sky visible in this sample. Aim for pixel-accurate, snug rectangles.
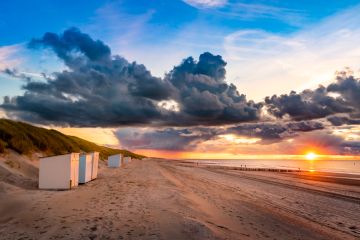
[134,149,360,160]
[55,127,360,160]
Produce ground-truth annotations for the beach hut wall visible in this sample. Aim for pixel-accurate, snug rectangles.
[89,152,99,180]
[39,153,79,190]
[108,154,122,168]
[79,153,92,184]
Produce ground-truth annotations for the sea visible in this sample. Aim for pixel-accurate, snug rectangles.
[187,159,360,175]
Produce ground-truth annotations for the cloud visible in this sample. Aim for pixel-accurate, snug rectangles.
[224,5,360,101]
[264,88,350,120]
[182,0,227,8]
[116,124,360,156]
[1,28,261,127]
[28,27,112,67]
[201,127,360,156]
[2,28,360,129]
[327,115,360,126]
[1,68,33,82]
[115,127,217,151]
[279,131,360,155]
[182,1,304,27]
[264,71,360,120]
[2,28,173,126]
[2,27,360,135]
[217,3,305,27]
[115,120,325,151]
[327,71,360,112]
[227,120,325,142]
[0,45,22,70]
[165,52,262,125]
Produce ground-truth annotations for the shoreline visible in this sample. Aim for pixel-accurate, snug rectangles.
[178,162,360,186]
[175,158,360,176]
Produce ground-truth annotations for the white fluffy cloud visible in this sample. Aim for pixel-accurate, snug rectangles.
[182,0,227,8]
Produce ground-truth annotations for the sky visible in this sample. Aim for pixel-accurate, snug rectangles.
[1,0,360,159]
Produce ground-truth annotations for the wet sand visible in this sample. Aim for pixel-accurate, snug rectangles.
[0,159,359,240]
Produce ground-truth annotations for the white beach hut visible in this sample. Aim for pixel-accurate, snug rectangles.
[89,152,99,180]
[123,156,131,164]
[39,153,79,190]
[108,154,122,168]
[79,153,92,184]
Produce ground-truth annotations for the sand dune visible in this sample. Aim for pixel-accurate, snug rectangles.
[0,151,39,192]
[0,158,359,239]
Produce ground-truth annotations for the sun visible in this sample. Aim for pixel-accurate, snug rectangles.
[305,152,317,160]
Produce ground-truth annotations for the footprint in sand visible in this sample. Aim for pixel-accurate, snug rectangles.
[88,233,97,240]
[349,226,357,230]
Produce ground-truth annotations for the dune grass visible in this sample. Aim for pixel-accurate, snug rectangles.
[0,119,144,159]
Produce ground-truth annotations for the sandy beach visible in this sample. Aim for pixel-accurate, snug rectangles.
[0,158,360,240]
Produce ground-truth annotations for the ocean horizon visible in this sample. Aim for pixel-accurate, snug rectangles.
[186,159,360,175]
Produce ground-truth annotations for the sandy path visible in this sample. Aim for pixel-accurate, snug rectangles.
[0,159,359,240]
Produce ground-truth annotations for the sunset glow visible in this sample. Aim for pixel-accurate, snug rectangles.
[134,148,360,161]
[219,134,261,144]
[305,152,317,161]
[55,127,120,146]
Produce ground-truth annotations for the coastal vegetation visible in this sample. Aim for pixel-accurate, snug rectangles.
[0,119,144,159]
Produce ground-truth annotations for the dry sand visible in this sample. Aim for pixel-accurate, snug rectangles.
[0,157,359,240]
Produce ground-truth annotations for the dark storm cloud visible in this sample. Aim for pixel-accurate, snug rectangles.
[2,28,360,131]
[327,72,360,111]
[3,96,10,104]
[28,27,111,67]
[227,120,324,141]
[116,120,325,151]
[2,54,174,126]
[342,141,360,154]
[264,71,360,121]
[1,28,262,126]
[326,115,360,126]
[2,68,16,76]
[1,28,174,126]
[264,87,352,120]
[166,53,262,124]
[116,127,218,151]
[1,68,31,81]
[115,123,360,155]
